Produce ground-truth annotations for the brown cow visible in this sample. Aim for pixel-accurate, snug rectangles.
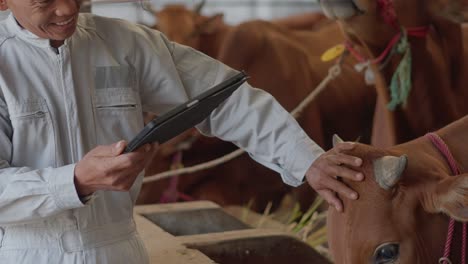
[327,115,468,264]
[321,0,468,147]
[151,2,328,59]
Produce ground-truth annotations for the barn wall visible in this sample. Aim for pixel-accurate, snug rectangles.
[0,1,322,25]
[91,0,322,26]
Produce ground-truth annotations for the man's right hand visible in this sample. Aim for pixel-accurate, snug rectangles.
[74,140,158,196]
[304,142,363,212]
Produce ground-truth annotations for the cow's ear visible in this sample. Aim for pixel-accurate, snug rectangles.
[196,14,224,34]
[424,174,468,222]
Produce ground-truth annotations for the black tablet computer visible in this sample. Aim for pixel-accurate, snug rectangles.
[124,71,249,153]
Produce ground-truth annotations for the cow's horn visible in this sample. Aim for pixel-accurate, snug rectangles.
[194,0,206,14]
[332,134,344,147]
[373,155,407,190]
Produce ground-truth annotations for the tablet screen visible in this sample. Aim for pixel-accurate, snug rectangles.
[124,71,249,153]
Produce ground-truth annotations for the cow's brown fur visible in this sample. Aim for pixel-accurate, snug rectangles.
[152,4,330,58]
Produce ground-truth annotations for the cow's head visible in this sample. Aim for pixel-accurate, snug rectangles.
[150,0,225,48]
[319,0,464,46]
[319,0,466,148]
[328,136,468,263]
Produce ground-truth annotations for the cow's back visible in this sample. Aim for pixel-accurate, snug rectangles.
[219,20,376,149]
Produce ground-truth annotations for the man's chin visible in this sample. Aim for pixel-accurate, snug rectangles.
[49,29,76,41]
[49,31,76,47]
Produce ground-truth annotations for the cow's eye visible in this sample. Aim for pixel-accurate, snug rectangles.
[373,243,399,264]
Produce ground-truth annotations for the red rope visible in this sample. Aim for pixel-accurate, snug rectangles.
[376,0,431,37]
[426,133,467,264]
[464,223,467,264]
[427,133,461,175]
[407,26,430,38]
[377,0,398,29]
[345,0,429,66]
[345,33,401,64]
[344,26,429,66]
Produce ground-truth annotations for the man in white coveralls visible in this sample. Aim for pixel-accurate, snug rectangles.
[0,0,364,263]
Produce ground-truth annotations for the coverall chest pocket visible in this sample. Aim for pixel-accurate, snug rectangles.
[9,98,56,168]
[93,66,143,145]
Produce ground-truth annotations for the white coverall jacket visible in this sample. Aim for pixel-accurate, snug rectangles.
[0,14,324,263]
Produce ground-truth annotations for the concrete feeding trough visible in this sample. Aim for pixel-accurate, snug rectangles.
[135,201,250,236]
[178,229,331,264]
[135,201,330,264]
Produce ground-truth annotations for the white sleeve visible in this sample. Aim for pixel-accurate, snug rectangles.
[198,84,325,186]
[132,26,324,186]
[0,96,84,226]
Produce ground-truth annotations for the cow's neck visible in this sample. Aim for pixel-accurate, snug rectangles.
[199,24,232,59]
[434,20,468,112]
[427,115,468,263]
[437,116,468,263]
[371,18,466,146]
[395,117,468,263]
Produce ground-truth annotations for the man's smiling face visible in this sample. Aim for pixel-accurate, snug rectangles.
[0,0,81,46]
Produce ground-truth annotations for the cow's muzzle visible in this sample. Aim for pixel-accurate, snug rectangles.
[318,0,365,20]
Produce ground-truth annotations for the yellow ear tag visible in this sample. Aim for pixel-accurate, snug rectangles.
[321,44,346,62]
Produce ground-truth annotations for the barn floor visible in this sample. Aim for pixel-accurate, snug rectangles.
[134,201,330,264]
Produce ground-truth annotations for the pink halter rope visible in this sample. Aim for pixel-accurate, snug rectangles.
[427,133,467,264]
